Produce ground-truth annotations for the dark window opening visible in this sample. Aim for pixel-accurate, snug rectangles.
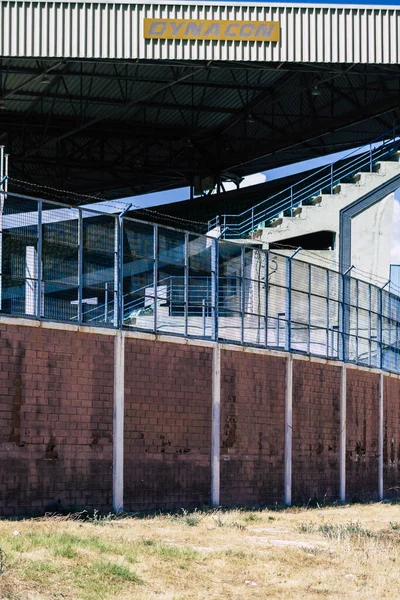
[269,230,336,251]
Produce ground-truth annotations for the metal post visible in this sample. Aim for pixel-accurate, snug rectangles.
[290,186,293,215]
[78,208,83,324]
[113,218,119,327]
[251,207,254,238]
[117,205,132,329]
[0,147,4,312]
[211,238,219,341]
[286,247,301,352]
[340,265,354,362]
[4,154,8,195]
[378,372,384,501]
[104,282,109,323]
[284,355,293,506]
[202,299,206,337]
[326,270,330,357]
[330,163,333,194]
[36,200,43,319]
[153,224,158,334]
[307,263,311,354]
[340,364,347,503]
[369,143,373,172]
[184,232,189,337]
[380,281,390,370]
[240,246,245,344]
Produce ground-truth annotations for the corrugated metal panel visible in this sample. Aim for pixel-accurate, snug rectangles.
[0,1,400,63]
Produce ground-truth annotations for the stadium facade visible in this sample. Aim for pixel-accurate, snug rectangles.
[0,1,400,514]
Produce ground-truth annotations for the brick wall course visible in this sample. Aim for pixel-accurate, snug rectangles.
[124,338,212,511]
[384,375,400,499]
[292,361,341,503]
[0,324,113,515]
[346,369,379,502]
[220,350,286,506]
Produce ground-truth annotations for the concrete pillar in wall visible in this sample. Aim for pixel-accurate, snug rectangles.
[340,364,347,503]
[378,372,384,501]
[211,343,221,507]
[113,330,125,513]
[284,355,293,506]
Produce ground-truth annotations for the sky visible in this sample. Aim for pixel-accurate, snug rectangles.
[233,0,400,4]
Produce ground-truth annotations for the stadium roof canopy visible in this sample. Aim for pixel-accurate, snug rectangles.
[2,0,400,204]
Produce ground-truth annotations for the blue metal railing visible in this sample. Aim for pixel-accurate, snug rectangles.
[208,128,400,239]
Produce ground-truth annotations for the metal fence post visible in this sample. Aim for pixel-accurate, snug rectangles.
[36,200,43,319]
[240,246,245,344]
[380,281,390,370]
[286,248,301,352]
[117,216,123,329]
[330,163,334,194]
[211,238,219,341]
[184,232,189,337]
[77,208,83,324]
[264,249,269,348]
[340,265,353,363]
[104,283,109,323]
[153,224,158,334]
[369,143,373,172]
[117,205,132,329]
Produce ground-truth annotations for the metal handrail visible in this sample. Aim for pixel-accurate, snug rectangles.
[208,127,400,238]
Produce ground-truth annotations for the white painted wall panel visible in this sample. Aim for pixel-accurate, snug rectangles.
[0,1,399,64]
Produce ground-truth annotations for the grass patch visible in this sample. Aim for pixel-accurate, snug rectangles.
[2,504,400,599]
[91,560,143,583]
[318,521,374,539]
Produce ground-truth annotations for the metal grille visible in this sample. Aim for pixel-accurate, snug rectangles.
[1,192,399,375]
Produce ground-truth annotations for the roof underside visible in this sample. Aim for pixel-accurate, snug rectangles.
[3,56,400,204]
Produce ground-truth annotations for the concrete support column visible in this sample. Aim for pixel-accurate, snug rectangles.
[378,372,384,501]
[340,364,347,503]
[211,343,221,507]
[284,355,293,506]
[113,330,125,513]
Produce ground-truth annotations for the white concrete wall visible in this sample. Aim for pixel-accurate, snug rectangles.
[257,160,400,285]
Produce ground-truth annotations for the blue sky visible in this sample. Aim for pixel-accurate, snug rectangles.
[234,1,400,4]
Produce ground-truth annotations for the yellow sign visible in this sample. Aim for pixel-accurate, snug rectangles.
[144,19,280,43]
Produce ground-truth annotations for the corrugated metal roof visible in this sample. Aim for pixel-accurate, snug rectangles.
[0,1,400,63]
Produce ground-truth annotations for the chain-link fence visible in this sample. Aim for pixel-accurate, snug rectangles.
[2,192,399,374]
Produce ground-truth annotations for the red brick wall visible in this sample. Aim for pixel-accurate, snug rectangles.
[1,318,397,515]
[220,350,286,506]
[292,361,341,503]
[0,323,114,516]
[384,375,400,499]
[124,339,212,511]
[346,369,379,502]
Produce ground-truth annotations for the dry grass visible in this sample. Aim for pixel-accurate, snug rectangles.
[1,503,400,599]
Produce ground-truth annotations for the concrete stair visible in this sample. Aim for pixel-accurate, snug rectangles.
[255,157,400,246]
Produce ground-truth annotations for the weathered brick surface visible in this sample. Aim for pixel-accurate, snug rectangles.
[124,339,212,511]
[346,369,379,502]
[220,350,286,506]
[384,375,400,499]
[292,361,341,503]
[0,324,114,516]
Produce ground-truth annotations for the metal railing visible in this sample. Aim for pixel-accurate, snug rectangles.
[208,128,400,238]
[0,191,399,374]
